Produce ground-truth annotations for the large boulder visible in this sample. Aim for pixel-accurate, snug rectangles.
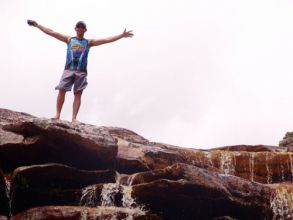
[113,132,293,184]
[10,163,116,215]
[0,109,118,172]
[113,137,187,174]
[131,163,273,220]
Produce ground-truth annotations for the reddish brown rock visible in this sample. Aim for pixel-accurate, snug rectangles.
[108,127,150,145]
[0,108,34,124]
[0,109,118,172]
[211,144,284,152]
[207,151,293,184]
[143,143,293,184]
[268,182,293,219]
[114,134,293,184]
[11,206,163,220]
[10,163,117,215]
[3,108,293,219]
[114,137,186,174]
[131,163,273,220]
[114,138,150,174]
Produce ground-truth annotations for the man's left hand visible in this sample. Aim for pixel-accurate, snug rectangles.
[122,28,134,38]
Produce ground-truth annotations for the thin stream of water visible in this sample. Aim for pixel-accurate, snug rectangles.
[80,172,145,220]
[4,178,11,217]
[271,186,293,220]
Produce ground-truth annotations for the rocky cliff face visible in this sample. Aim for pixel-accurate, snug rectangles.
[1,108,293,219]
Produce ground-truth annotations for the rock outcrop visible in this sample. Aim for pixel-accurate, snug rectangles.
[0,114,117,172]
[1,108,293,219]
[10,163,117,214]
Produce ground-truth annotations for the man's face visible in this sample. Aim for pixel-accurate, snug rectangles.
[75,25,87,35]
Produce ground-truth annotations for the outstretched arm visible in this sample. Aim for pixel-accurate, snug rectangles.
[88,28,134,47]
[28,20,71,43]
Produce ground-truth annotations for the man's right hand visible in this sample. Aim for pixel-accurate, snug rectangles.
[27,20,38,27]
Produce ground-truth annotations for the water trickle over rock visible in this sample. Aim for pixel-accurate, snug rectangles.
[1,108,293,219]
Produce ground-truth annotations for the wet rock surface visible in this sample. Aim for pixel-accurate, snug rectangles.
[10,163,117,214]
[1,108,293,219]
[11,206,163,220]
[0,171,9,216]
[131,163,273,220]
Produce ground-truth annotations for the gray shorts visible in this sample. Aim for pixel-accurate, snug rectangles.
[55,69,88,93]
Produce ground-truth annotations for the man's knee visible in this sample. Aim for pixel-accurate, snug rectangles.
[74,90,83,96]
[58,89,67,95]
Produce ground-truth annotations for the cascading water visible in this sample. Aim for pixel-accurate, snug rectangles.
[80,172,145,220]
[80,185,98,207]
[204,151,214,167]
[126,173,137,187]
[266,152,273,184]
[100,174,145,219]
[220,151,235,175]
[101,183,120,207]
[4,177,12,217]
[121,186,136,209]
[271,186,293,220]
[249,152,255,181]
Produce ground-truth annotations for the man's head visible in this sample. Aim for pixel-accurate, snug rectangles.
[75,21,87,37]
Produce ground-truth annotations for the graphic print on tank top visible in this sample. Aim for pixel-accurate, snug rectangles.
[65,37,89,72]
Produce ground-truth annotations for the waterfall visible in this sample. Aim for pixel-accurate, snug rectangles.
[4,178,11,217]
[80,209,88,220]
[198,151,213,167]
[220,151,235,175]
[100,173,145,210]
[249,152,255,181]
[204,151,214,167]
[79,172,145,219]
[101,183,120,207]
[266,152,273,184]
[126,173,137,186]
[271,186,293,220]
[121,186,136,209]
[80,185,98,207]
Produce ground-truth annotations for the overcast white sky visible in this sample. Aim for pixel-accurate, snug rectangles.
[2,0,293,149]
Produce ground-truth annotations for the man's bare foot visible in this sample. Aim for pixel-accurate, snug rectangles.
[72,118,79,123]
[51,115,60,120]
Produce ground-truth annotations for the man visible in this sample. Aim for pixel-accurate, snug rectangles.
[28,20,134,122]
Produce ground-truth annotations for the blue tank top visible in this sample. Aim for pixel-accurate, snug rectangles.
[64,37,89,72]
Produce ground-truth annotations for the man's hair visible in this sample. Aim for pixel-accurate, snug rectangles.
[75,21,87,29]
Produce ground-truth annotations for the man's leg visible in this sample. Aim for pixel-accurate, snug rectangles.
[55,90,66,120]
[72,90,83,122]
